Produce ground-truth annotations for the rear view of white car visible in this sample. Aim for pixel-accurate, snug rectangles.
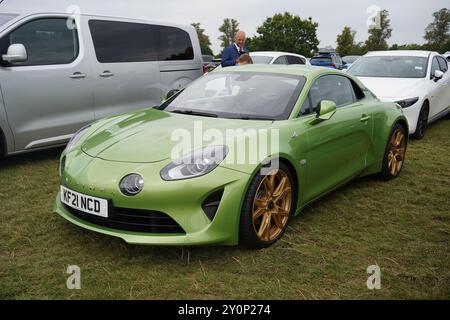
[348,50,450,139]
[250,51,310,66]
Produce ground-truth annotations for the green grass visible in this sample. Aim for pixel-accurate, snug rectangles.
[0,119,449,299]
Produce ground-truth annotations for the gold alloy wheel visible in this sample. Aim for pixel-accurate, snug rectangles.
[252,169,292,242]
[387,128,406,176]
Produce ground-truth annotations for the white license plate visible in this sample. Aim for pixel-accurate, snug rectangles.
[60,186,108,218]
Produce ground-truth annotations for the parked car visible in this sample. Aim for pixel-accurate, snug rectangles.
[342,55,361,69]
[250,51,310,65]
[310,52,345,69]
[55,65,408,248]
[348,50,450,139]
[0,3,203,157]
[201,54,217,73]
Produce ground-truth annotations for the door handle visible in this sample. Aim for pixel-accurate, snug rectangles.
[69,72,86,79]
[99,71,114,78]
[360,114,371,122]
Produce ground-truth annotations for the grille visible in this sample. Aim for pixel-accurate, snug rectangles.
[63,204,185,234]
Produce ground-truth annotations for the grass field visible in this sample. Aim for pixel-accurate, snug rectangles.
[0,119,449,299]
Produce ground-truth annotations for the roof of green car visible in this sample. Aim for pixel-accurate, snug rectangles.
[214,64,339,78]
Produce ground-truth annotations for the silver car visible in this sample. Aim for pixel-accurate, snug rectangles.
[0,1,203,156]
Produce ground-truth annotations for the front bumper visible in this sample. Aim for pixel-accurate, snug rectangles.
[54,150,251,246]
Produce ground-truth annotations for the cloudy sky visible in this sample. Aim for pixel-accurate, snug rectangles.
[3,0,449,54]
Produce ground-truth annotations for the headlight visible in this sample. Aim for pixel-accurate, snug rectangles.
[160,146,228,181]
[66,125,91,152]
[395,97,419,108]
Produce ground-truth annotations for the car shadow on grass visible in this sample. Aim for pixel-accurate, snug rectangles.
[0,147,64,170]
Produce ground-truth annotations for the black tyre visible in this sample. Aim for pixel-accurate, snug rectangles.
[239,162,296,249]
[379,123,407,181]
[411,103,429,140]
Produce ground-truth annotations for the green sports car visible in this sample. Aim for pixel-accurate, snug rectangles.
[54,65,408,248]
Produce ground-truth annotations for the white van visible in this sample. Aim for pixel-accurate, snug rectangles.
[0,1,203,156]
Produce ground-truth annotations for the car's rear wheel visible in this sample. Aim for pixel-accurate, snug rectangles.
[239,162,295,249]
[379,123,407,180]
[412,103,429,140]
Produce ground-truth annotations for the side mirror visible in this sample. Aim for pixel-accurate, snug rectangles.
[2,44,27,63]
[165,89,180,100]
[432,70,444,81]
[317,100,337,120]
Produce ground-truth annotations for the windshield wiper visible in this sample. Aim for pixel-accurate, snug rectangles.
[170,109,218,118]
[235,116,275,121]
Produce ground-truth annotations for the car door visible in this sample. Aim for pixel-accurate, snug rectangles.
[302,75,373,202]
[428,55,449,119]
[87,18,162,120]
[436,56,450,112]
[0,15,94,152]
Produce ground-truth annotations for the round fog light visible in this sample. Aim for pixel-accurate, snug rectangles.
[120,174,144,196]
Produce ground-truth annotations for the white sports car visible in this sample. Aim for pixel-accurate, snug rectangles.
[348,50,450,139]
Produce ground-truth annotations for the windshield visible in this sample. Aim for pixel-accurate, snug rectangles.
[160,72,305,120]
[0,14,18,28]
[348,56,428,78]
[310,57,332,64]
[250,55,273,64]
[343,56,359,64]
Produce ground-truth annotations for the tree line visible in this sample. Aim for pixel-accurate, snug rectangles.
[191,8,450,58]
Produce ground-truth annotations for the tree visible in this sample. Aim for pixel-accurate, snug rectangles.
[336,26,356,56]
[390,43,423,50]
[365,9,392,51]
[424,8,450,52]
[247,12,319,57]
[218,18,240,49]
[191,22,213,55]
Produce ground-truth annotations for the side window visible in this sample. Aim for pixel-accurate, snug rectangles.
[89,20,158,63]
[309,75,355,112]
[287,55,305,65]
[430,57,440,78]
[89,20,194,63]
[154,25,194,61]
[335,55,342,65]
[350,79,365,100]
[299,95,312,116]
[0,18,78,66]
[273,56,288,65]
[437,56,448,73]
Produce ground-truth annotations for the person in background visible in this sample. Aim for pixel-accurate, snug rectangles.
[236,54,253,65]
[221,30,249,67]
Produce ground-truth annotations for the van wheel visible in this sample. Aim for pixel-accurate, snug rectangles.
[412,103,429,140]
[239,162,295,249]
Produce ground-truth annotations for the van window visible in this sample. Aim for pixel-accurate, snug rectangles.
[0,18,78,66]
[89,20,194,63]
[154,25,194,61]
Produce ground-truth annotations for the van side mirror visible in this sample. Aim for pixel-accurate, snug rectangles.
[432,70,444,81]
[165,89,180,100]
[2,44,27,63]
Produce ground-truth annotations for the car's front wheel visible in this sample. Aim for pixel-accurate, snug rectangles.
[412,103,429,140]
[239,162,295,249]
[379,123,407,180]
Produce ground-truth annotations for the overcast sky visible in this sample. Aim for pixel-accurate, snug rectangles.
[3,0,449,55]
